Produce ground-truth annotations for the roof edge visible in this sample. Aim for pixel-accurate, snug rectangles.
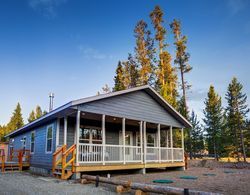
[5,101,73,138]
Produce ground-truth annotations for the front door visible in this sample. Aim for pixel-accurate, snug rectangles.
[119,131,133,160]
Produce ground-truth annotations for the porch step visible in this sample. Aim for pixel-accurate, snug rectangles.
[53,171,62,175]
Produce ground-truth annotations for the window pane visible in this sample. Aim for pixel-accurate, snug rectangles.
[31,143,34,153]
[92,129,102,141]
[47,140,52,152]
[147,134,155,147]
[47,127,52,139]
[31,132,35,142]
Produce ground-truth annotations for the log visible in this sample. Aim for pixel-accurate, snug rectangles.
[82,175,221,195]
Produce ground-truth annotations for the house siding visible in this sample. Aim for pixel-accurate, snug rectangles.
[9,121,57,169]
[78,91,183,127]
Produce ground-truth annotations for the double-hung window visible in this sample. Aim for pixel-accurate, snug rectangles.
[46,125,53,153]
[30,131,35,154]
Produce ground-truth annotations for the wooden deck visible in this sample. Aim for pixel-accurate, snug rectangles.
[1,149,30,172]
[75,162,185,172]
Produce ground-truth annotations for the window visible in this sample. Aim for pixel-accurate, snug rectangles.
[147,133,156,147]
[136,133,142,154]
[46,125,53,153]
[21,137,26,149]
[79,127,102,144]
[30,131,35,154]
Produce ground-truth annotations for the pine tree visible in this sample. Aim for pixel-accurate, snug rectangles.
[28,110,36,123]
[35,106,43,119]
[225,77,249,162]
[170,19,192,118]
[189,111,204,158]
[7,103,24,133]
[203,86,224,160]
[134,20,155,86]
[150,5,178,108]
[113,61,125,91]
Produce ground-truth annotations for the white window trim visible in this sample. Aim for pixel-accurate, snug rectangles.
[45,124,53,154]
[30,131,35,154]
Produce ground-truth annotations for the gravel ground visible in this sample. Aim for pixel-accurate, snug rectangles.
[113,167,250,195]
[0,172,115,195]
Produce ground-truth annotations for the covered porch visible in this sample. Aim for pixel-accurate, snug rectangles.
[55,110,185,170]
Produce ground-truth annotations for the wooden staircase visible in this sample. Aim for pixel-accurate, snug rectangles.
[52,144,76,180]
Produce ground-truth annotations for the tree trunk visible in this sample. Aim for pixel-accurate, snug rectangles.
[82,175,219,195]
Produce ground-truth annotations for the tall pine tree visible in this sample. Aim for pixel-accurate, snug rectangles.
[189,111,204,158]
[7,103,24,133]
[170,19,192,118]
[203,86,224,160]
[113,61,125,91]
[225,77,249,162]
[150,5,178,108]
[134,20,155,86]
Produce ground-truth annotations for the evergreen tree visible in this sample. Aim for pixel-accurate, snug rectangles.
[134,20,155,85]
[225,77,249,162]
[150,5,178,108]
[28,110,36,123]
[7,103,24,133]
[203,86,224,160]
[189,111,204,158]
[35,106,43,119]
[113,61,125,91]
[170,19,192,118]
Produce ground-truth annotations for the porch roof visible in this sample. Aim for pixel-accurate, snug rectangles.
[6,85,191,137]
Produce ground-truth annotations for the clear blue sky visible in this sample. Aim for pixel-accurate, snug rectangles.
[0,0,250,125]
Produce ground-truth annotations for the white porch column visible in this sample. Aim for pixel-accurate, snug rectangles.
[181,128,184,162]
[64,117,67,145]
[102,115,106,165]
[140,121,143,163]
[122,118,126,164]
[76,110,80,166]
[170,126,173,163]
[166,130,169,148]
[143,122,147,164]
[157,124,161,162]
[56,118,60,148]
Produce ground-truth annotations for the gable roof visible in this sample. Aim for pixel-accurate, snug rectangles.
[6,85,191,137]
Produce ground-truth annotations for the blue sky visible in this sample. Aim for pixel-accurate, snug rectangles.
[0,0,250,124]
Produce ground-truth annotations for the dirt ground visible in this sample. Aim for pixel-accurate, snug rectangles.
[113,166,250,195]
[0,172,115,195]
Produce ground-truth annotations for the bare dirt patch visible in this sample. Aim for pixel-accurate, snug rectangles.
[113,167,250,195]
[0,172,115,195]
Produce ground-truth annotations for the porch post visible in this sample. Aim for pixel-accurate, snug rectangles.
[122,118,126,164]
[157,124,161,162]
[170,126,173,163]
[56,118,60,148]
[166,130,169,148]
[64,117,67,145]
[102,115,106,165]
[143,122,147,164]
[140,121,143,163]
[181,128,184,162]
[76,110,80,166]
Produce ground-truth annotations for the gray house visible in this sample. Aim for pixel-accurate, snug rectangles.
[6,85,191,179]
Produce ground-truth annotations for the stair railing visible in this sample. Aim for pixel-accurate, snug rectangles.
[0,149,5,172]
[61,144,76,179]
[52,145,67,173]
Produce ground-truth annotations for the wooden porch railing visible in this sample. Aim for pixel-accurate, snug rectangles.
[0,149,5,172]
[52,145,66,173]
[52,144,76,179]
[9,149,31,171]
[62,144,76,178]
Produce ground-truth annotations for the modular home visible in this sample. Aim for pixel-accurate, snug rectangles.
[6,85,191,179]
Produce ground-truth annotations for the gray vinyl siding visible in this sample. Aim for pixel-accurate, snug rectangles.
[78,91,183,127]
[9,121,57,169]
